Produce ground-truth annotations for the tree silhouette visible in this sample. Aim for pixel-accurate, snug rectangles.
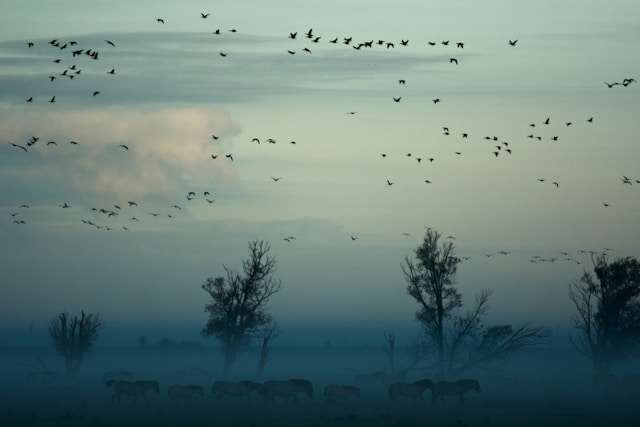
[402,228,546,375]
[570,253,640,379]
[383,332,396,372]
[48,311,102,376]
[257,320,280,377]
[201,240,281,371]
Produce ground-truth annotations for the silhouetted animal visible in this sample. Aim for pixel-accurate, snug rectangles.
[260,379,313,403]
[388,379,433,401]
[107,380,160,403]
[211,380,261,400]
[431,379,480,403]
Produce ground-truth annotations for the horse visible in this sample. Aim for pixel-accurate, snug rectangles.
[260,379,313,404]
[107,379,159,403]
[211,380,261,400]
[431,379,480,403]
[388,379,433,402]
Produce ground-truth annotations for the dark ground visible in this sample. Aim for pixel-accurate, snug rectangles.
[1,346,638,427]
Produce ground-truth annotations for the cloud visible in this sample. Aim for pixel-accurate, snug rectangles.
[0,107,241,200]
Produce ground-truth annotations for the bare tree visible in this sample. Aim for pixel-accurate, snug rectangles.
[49,311,102,376]
[383,332,396,372]
[402,228,462,375]
[402,229,546,375]
[257,321,280,377]
[569,253,640,379]
[201,240,281,371]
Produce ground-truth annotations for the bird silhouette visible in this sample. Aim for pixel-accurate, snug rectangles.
[509,39,518,47]
[386,179,394,186]
[449,58,458,65]
[69,140,79,145]
[8,142,28,152]
[457,42,464,48]
[26,97,33,103]
[92,91,101,96]
[399,79,406,85]
[225,154,234,161]
[219,52,228,57]
[393,97,402,102]
[156,18,165,24]
[211,134,219,140]
[49,96,56,103]
[350,235,358,241]
[128,201,138,207]
[119,144,129,151]
[329,38,338,43]
[287,50,295,55]
[400,40,409,46]
[201,12,210,18]
[105,40,116,47]
[271,177,282,182]
[441,40,450,46]
[108,69,115,75]
[432,98,441,104]
[289,32,297,39]
[211,154,218,159]
[604,82,619,88]
[60,202,71,209]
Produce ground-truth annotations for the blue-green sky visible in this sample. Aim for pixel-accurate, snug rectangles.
[1,0,639,345]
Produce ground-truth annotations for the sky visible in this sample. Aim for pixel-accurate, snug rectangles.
[0,0,639,346]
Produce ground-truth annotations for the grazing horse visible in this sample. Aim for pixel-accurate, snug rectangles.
[211,381,261,400]
[260,379,313,403]
[431,379,480,403]
[107,380,160,403]
[168,385,204,403]
[324,384,360,403]
[388,379,433,402]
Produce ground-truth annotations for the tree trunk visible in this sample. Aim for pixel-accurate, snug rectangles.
[257,337,269,377]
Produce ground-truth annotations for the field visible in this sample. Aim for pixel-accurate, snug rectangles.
[1,346,638,427]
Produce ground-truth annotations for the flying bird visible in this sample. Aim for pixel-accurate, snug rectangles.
[105,40,116,47]
[508,39,518,47]
[8,142,27,152]
[201,12,210,18]
[225,154,234,161]
[156,18,165,24]
[119,144,129,151]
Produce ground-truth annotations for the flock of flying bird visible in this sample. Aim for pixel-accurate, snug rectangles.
[3,11,638,263]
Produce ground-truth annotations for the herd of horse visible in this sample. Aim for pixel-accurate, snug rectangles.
[102,371,481,405]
